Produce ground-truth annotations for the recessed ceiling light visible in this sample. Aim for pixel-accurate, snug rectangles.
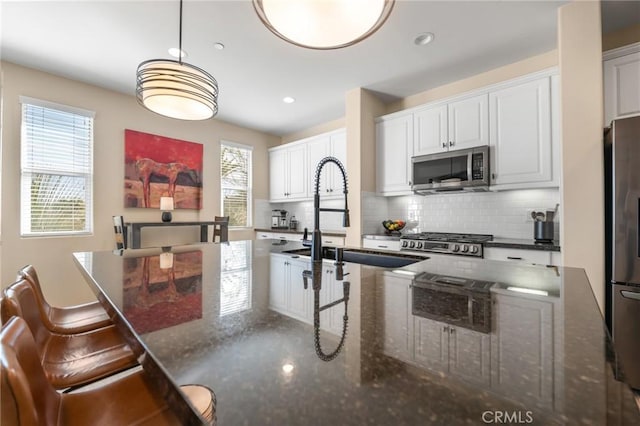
[283,97,295,104]
[414,32,435,46]
[168,47,188,58]
[282,363,294,374]
[213,42,225,51]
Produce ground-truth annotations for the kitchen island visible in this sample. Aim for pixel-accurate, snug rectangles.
[74,240,639,425]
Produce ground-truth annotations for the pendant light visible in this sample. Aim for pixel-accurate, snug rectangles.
[253,0,395,50]
[136,0,218,120]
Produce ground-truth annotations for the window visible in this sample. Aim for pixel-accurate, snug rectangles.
[220,141,252,227]
[220,240,252,316]
[20,97,94,236]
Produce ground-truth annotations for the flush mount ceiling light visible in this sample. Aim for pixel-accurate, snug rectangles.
[136,0,218,120]
[414,32,434,46]
[253,0,395,50]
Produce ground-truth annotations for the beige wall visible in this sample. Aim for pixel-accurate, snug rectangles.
[558,2,605,311]
[0,61,279,305]
[280,117,345,145]
[387,50,558,114]
[344,88,385,247]
[602,23,640,52]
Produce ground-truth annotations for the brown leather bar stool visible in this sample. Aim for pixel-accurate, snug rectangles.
[1,279,138,389]
[17,264,112,334]
[1,316,181,426]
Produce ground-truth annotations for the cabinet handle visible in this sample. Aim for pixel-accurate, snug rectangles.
[449,327,455,334]
[442,142,447,149]
[492,173,496,180]
[261,234,268,237]
[449,141,454,147]
[330,188,334,192]
[326,189,329,193]
[442,326,448,332]
[378,245,388,248]
[408,181,412,186]
[507,256,523,260]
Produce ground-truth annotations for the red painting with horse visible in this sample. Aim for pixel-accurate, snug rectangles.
[124,129,203,209]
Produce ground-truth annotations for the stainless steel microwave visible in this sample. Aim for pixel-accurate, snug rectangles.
[411,146,490,194]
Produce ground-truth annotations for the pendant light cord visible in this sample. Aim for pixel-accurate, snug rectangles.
[178,0,183,64]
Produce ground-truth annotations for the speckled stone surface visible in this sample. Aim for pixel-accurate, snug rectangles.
[485,238,561,251]
[75,240,638,425]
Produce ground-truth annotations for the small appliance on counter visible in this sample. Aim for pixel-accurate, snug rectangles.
[271,209,289,229]
[531,206,557,243]
[289,215,298,231]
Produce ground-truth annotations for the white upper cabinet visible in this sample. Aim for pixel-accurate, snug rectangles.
[413,94,488,157]
[269,143,308,202]
[413,104,448,156]
[604,44,640,125]
[447,93,489,151]
[376,114,413,195]
[269,128,346,202]
[307,129,347,199]
[489,76,555,188]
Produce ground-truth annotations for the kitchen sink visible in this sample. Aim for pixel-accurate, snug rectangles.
[283,247,425,268]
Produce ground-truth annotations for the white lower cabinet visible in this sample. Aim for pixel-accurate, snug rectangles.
[414,317,491,387]
[269,255,311,323]
[362,238,400,251]
[484,247,559,266]
[490,293,554,410]
[377,274,413,363]
[319,265,349,336]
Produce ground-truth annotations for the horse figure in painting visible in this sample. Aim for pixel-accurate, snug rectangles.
[135,158,199,207]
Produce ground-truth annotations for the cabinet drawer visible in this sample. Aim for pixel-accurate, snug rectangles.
[323,236,345,247]
[255,231,302,242]
[484,248,553,266]
[362,239,400,251]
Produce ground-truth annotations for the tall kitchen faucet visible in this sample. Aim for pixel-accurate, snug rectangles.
[303,157,350,262]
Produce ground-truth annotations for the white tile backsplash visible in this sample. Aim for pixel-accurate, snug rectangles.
[386,189,561,240]
[263,188,560,240]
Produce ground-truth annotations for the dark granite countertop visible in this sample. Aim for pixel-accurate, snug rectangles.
[255,228,346,237]
[485,238,561,251]
[74,240,637,425]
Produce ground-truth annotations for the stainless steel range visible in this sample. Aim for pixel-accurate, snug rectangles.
[400,232,493,257]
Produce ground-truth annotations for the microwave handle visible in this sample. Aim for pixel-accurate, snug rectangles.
[467,152,473,182]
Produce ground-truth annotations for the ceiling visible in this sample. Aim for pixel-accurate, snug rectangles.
[1,1,638,137]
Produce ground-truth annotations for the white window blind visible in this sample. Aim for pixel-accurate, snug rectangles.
[220,241,252,316]
[20,98,94,236]
[221,142,252,227]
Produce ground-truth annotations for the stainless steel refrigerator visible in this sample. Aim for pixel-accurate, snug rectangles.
[605,115,640,390]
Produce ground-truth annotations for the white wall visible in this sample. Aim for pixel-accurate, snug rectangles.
[0,61,279,305]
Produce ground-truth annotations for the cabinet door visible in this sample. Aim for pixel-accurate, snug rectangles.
[307,136,331,196]
[490,77,553,186]
[448,326,491,386]
[414,104,448,156]
[491,294,554,409]
[329,130,347,194]
[413,317,449,372]
[376,115,413,195]
[269,256,287,312]
[287,145,308,200]
[447,93,489,150]
[269,149,287,202]
[287,259,310,322]
[377,275,413,362]
[604,51,640,124]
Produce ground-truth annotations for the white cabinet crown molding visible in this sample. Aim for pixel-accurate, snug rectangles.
[603,42,640,61]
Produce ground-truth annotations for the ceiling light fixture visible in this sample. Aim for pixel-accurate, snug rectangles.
[282,96,295,104]
[253,0,395,50]
[414,32,435,46]
[136,0,218,120]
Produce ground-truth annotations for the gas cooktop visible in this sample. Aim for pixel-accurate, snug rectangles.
[400,232,493,257]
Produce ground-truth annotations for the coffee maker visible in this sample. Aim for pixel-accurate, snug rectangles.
[271,210,288,229]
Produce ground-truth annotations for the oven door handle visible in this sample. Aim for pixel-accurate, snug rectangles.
[468,298,474,325]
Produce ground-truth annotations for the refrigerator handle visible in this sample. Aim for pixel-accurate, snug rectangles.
[621,290,640,301]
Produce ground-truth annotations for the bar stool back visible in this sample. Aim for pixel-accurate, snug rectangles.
[17,264,112,334]
[1,280,138,389]
[1,317,181,425]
